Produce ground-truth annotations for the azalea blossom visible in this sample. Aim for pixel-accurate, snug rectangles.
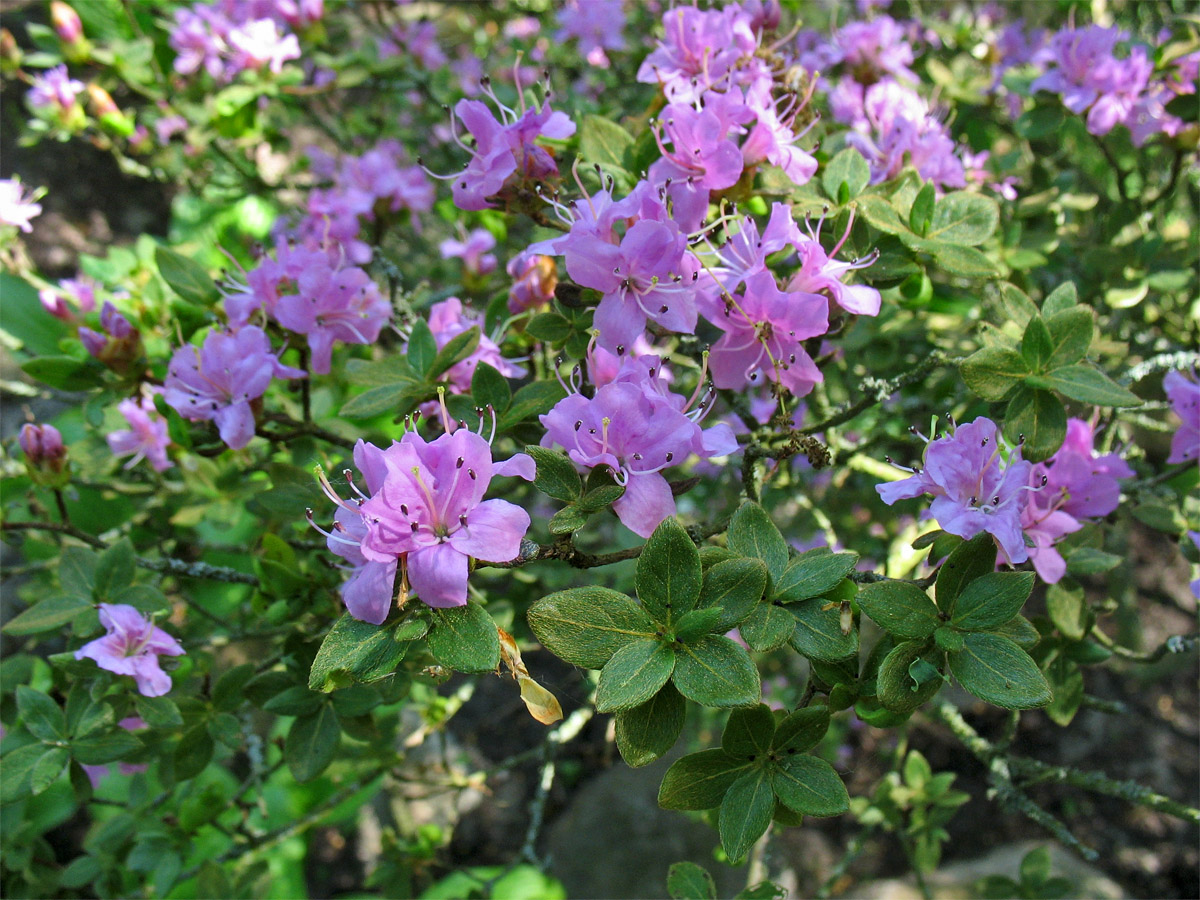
[877,418,1034,564]
[107,391,173,473]
[75,604,185,697]
[1165,369,1200,465]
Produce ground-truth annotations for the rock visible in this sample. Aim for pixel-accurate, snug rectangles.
[854,840,1125,899]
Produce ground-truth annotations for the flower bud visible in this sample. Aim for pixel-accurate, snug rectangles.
[20,423,70,487]
[85,83,118,117]
[50,2,83,44]
[0,28,20,69]
[79,302,143,374]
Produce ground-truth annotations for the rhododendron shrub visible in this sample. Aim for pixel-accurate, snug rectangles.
[1,1,1197,897]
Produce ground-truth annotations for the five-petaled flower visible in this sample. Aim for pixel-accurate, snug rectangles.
[75,604,185,697]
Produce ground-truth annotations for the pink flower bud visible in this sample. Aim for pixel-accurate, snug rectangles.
[19,423,62,462]
[51,2,83,44]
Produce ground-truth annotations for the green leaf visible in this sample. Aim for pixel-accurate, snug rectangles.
[722,704,776,760]
[1045,582,1089,641]
[636,517,702,624]
[1004,386,1066,463]
[427,327,481,381]
[59,855,103,891]
[993,282,1038,328]
[1044,307,1093,368]
[697,558,769,630]
[949,633,1052,709]
[30,747,69,795]
[285,704,340,782]
[720,768,775,861]
[658,748,748,810]
[951,572,1035,631]
[340,382,430,419]
[988,615,1041,650]
[1032,365,1141,408]
[428,603,501,674]
[524,446,582,502]
[74,730,142,765]
[577,483,625,512]
[134,695,182,729]
[672,635,761,707]
[771,755,849,817]
[914,241,999,278]
[1064,547,1122,576]
[155,246,218,306]
[1042,282,1078,316]
[667,862,717,900]
[1021,316,1055,371]
[595,640,676,713]
[615,682,686,768]
[579,114,635,177]
[309,613,415,692]
[528,587,655,669]
[94,538,136,599]
[1044,657,1084,726]
[3,595,93,635]
[926,192,999,245]
[823,148,870,201]
[344,356,418,386]
[407,319,437,375]
[548,505,588,534]
[526,312,573,344]
[673,606,726,643]
[727,502,789,581]
[856,195,909,234]
[263,686,324,716]
[20,355,100,391]
[934,626,964,653]
[789,599,858,662]
[857,582,940,640]
[877,641,943,714]
[739,603,795,653]
[772,706,831,755]
[471,362,511,414]
[1,743,44,801]
[960,347,1029,402]
[497,380,567,431]
[17,686,65,742]
[773,551,859,603]
[936,533,998,614]
[909,183,936,235]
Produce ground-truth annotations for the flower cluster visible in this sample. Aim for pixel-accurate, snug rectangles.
[169,0,320,81]
[1030,25,1198,146]
[541,347,736,537]
[164,326,305,450]
[878,416,1135,580]
[313,422,534,618]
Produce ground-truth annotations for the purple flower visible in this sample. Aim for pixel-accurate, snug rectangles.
[877,418,1033,564]
[0,178,42,232]
[310,440,397,625]
[844,81,966,189]
[107,391,173,473]
[741,80,818,186]
[273,263,391,375]
[636,5,758,104]
[1018,419,1131,583]
[566,218,698,352]
[706,270,828,397]
[439,85,575,211]
[1165,369,1200,465]
[786,209,882,316]
[1188,532,1200,601]
[27,64,85,114]
[834,16,918,83]
[540,354,736,537]
[163,326,305,450]
[75,604,184,697]
[354,429,534,608]
[556,0,626,68]
[78,302,142,374]
[440,228,498,277]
